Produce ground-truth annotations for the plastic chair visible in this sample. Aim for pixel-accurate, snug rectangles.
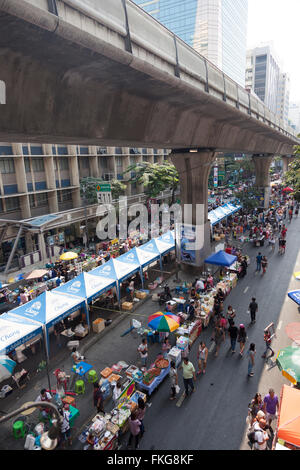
[13,420,26,439]
[75,379,85,394]
[87,370,98,384]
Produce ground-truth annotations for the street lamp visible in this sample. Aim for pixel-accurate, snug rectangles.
[0,401,63,450]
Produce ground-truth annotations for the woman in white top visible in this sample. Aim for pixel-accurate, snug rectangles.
[197,341,208,375]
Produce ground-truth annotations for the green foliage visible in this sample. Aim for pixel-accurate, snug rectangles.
[234,187,265,209]
[80,176,126,203]
[284,155,300,202]
[123,161,179,201]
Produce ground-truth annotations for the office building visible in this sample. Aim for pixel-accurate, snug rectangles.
[276,73,290,128]
[289,102,300,134]
[0,143,170,268]
[133,0,248,86]
[246,44,282,116]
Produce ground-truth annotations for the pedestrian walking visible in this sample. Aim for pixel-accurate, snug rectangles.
[252,418,269,450]
[237,324,247,356]
[59,404,72,448]
[212,323,225,357]
[137,338,148,367]
[263,388,279,430]
[247,343,256,377]
[180,357,196,396]
[261,256,268,275]
[261,329,274,359]
[93,383,104,414]
[197,341,208,374]
[228,321,238,353]
[226,305,236,325]
[256,252,262,272]
[248,393,264,426]
[127,411,141,449]
[136,397,146,436]
[248,298,258,324]
[162,337,171,359]
[169,361,178,400]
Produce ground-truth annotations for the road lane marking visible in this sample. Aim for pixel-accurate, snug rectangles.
[244,286,249,294]
[277,321,282,330]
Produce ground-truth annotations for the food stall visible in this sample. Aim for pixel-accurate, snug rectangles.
[79,365,147,450]
[134,357,171,396]
[175,320,202,347]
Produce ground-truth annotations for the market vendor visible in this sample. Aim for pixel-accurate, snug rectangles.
[35,389,52,418]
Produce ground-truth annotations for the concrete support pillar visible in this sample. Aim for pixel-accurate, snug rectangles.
[38,232,47,261]
[25,231,34,253]
[89,154,99,177]
[171,149,217,268]
[282,156,289,174]
[253,155,274,209]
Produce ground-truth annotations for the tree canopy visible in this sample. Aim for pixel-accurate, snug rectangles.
[123,161,179,202]
[80,176,126,204]
[284,155,300,202]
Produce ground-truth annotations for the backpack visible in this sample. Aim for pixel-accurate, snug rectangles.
[247,427,263,445]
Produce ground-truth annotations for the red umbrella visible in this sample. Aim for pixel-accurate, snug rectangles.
[282,187,293,192]
[285,322,300,345]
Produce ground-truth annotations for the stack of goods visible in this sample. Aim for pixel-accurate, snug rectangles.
[168,346,182,368]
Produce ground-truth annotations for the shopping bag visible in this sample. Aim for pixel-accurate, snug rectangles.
[175,385,180,394]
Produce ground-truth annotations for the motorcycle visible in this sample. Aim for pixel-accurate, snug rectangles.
[158,284,172,305]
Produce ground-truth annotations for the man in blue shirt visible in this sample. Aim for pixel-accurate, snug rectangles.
[256,252,262,272]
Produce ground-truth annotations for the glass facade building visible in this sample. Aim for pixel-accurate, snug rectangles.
[133,0,248,87]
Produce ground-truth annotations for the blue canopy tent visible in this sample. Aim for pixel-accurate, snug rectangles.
[8,291,86,359]
[0,312,43,355]
[91,257,141,300]
[288,290,300,306]
[154,230,175,256]
[54,272,117,306]
[132,244,162,281]
[204,250,237,267]
[117,249,144,289]
[208,202,242,227]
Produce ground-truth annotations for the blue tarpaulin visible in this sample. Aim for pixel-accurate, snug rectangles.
[204,250,237,267]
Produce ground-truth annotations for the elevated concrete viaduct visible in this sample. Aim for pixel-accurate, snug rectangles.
[0,0,299,265]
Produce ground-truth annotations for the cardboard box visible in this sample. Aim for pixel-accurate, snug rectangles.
[122,302,133,311]
[92,318,105,333]
[135,291,147,300]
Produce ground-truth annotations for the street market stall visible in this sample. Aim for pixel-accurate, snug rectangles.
[8,291,87,359]
[273,384,300,450]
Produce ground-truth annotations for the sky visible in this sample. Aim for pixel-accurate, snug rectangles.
[247,0,300,103]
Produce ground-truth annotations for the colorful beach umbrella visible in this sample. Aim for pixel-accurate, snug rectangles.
[148,312,180,332]
[0,355,16,383]
[276,346,300,385]
[60,251,78,261]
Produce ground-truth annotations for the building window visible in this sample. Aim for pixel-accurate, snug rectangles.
[30,145,43,155]
[31,158,44,172]
[24,157,31,173]
[0,145,13,155]
[5,197,20,211]
[35,193,48,207]
[59,158,69,171]
[29,194,35,207]
[80,157,89,169]
[0,158,15,174]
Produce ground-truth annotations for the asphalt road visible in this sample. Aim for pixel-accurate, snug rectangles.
[0,215,299,451]
[137,215,300,451]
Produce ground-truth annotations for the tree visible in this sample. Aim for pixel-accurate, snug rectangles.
[123,161,179,203]
[284,155,300,202]
[80,176,126,204]
[234,187,265,210]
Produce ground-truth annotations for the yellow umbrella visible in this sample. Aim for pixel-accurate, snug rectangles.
[59,252,78,261]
